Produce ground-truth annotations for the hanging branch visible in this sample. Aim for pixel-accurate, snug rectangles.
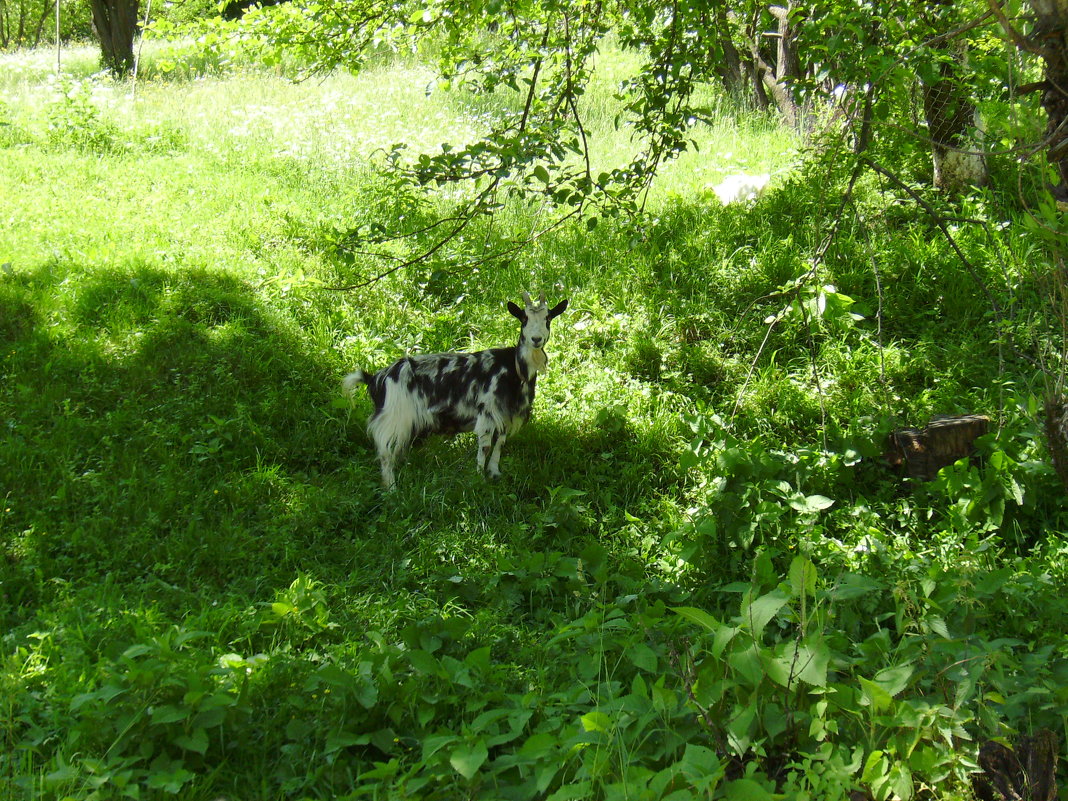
[55,0,61,75]
[864,158,1002,315]
[324,215,477,291]
[324,207,583,292]
[732,83,877,427]
[131,0,153,100]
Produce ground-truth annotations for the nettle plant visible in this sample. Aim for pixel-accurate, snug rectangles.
[45,76,119,153]
[667,410,1068,797]
[18,625,255,798]
[669,552,973,801]
[329,549,1060,800]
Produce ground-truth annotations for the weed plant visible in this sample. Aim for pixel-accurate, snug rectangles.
[1,41,1066,801]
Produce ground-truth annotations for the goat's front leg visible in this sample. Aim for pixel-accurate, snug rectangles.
[475,417,503,479]
[379,454,397,491]
[486,433,507,478]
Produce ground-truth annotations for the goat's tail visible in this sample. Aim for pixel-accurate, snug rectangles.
[342,370,369,398]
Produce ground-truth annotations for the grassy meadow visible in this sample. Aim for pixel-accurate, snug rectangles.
[2,40,1067,800]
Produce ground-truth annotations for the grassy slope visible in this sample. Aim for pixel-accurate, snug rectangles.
[1,45,1066,800]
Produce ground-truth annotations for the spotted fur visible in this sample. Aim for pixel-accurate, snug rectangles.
[344,292,568,489]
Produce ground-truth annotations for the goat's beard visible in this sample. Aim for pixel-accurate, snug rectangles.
[529,347,547,373]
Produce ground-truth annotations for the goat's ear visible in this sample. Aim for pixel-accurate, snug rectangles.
[548,299,569,319]
[507,301,526,320]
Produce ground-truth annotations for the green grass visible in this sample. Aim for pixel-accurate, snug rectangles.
[2,42,1067,801]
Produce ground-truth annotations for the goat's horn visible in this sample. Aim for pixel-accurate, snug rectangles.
[521,291,532,306]
[538,291,546,305]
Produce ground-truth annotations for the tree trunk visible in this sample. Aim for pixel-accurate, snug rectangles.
[710,1,745,94]
[921,44,988,191]
[33,0,52,47]
[1030,0,1068,203]
[89,0,139,76]
[990,0,1068,202]
[747,2,801,125]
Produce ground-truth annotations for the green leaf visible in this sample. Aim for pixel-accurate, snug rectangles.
[315,663,356,690]
[628,642,659,672]
[721,777,774,799]
[678,743,724,792]
[727,703,757,752]
[450,739,488,779]
[672,606,721,632]
[789,555,817,599]
[890,763,915,800]
[325,730,371,754]
[464,646,491,671]
[548,780,592,800]
[862,749,888,783]
[150,704,189,724]
[679,742,720,777]
[794,639,830,687]
[520,731,557,755]
[729,644,766,688]
[537,763,561,793]
[44,763,80,785]
[173,727,209,754]
[469,708,512,734]
[773,639,830,687]
[421,734,457,761]
[712,624,739,658]
[407,649,442,676]
[873,664,914,697]
[355,677,378,709]
[926,615,951,639]
[789,494,835,513]
[859,677,894,712]
[741,587,790,637]
[532,165,551,184]
[581,710,612,733]
[828,573,883,600]
[146,767,195,793]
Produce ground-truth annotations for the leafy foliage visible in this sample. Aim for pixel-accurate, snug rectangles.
[2,34,1067,801]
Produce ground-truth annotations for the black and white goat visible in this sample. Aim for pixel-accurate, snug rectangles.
[344,292,568,489]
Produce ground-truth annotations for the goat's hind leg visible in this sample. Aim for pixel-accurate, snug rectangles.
[368,413,410,491]
[378,452,397,490]
[474,416,504,479]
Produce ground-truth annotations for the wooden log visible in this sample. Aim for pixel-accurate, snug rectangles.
[885,414,990,481]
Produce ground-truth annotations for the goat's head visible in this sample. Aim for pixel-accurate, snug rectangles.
[508,291,568,350]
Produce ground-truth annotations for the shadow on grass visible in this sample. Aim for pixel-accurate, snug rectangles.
[0,259,388,623]
[0,255,688,639]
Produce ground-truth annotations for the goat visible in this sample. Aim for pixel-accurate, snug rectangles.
[343,291,568,489]
[707,173,771,205]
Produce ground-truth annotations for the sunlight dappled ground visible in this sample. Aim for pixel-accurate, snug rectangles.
[1,41,798,194]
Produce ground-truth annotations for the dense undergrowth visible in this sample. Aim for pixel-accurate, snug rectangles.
[1,41,1067,801]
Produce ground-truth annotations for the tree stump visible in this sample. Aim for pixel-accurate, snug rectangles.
[972,729,1059,801]
[885,414,990,481]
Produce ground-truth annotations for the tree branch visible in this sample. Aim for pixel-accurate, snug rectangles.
[985,0,1037,53]
[865,158,1002,315]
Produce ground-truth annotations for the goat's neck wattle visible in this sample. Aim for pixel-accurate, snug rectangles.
[516,339,547,381]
